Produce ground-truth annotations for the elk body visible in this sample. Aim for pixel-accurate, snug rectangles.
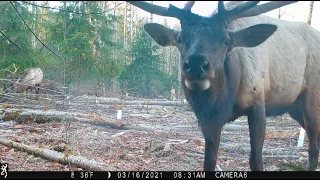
[38,81,57,94]
[14,68,43,94]
[128,1,320,171]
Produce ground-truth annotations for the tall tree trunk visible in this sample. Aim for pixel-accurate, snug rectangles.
[124,2,128,51]
[134,6,138,37]
[169,47,172,75]
[111,1,118,91]
[130,5,134,42]
[177,52,182,99]
[113,1,117,61]
[129,5,134,61]
[39,1,48,41]
[88,1,96,60]
[31,1,37,49]
[88,1,92,24]
[149,1,154,67]
[63,1,67,87]
[307,1,314,25]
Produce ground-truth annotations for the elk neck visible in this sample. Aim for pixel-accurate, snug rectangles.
[183,56,240,127]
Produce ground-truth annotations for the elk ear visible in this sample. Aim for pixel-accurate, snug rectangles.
[229,24,277,49]
[144,23,179,47]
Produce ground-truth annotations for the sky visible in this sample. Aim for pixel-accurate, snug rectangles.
[48,1,320,31]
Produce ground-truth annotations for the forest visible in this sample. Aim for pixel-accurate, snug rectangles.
[0,1,182,98]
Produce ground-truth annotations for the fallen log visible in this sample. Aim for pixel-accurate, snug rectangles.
[73,116,129,130]
[0,138,109,171]
[3,94,187,106]
[72,99,188,107]
[0,108,75,123]
[73,115,171,131]
[0,108,189,132]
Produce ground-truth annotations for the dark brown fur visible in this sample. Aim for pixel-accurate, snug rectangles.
[129,1,320,171]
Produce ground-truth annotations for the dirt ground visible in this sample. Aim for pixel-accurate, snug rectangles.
[0,94,317,171]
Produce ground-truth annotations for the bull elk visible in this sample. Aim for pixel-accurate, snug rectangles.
[14,68,44,94]
[128,1,320,171]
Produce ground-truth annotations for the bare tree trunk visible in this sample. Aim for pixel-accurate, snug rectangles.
[130,5,134,42]
[176,47,182,99]
[88,1,96,60]
[0,138,108,171]
[31,1,37,49]
[63,1,67,87]
[149,1,154,65]
[39,1,49,42]
[278,8,281,19]
[165,47,169,73]
[113,1,117,61]
[169,47,172,75]
[130,5,134,61]
[134,6,138,37]
[307,1,314,25]
[124,2,128,51]
[88,2,92,23]
[110,1,118,91]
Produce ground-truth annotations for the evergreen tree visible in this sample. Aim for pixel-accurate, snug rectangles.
[120,25,178,98]
[0,1,39,77]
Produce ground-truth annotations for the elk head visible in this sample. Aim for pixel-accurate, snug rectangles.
[128,1,297,91]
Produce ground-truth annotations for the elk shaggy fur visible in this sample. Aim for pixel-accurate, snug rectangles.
[128,1,320,171]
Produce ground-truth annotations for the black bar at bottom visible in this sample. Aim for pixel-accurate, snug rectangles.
[2,171,320,179]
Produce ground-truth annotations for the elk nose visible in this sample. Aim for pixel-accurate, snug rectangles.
[183,55,209,77]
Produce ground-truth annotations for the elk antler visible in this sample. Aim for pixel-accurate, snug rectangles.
[216,1,260,21]
[127,1,195,20]
[6,63,19,74]
[235,1,298,19]
[12,63,19,73]
[129,1,298,25]
[127,1,173,17]
[213,1,299,22]
[183,1,195,12]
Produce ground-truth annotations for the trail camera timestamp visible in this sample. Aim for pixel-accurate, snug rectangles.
[173,172,205,179]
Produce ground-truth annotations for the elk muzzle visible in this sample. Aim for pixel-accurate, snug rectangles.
[183,54,212,91]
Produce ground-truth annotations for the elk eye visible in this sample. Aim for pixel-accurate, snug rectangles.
[177,37,182,44]
[224,39,230,46]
